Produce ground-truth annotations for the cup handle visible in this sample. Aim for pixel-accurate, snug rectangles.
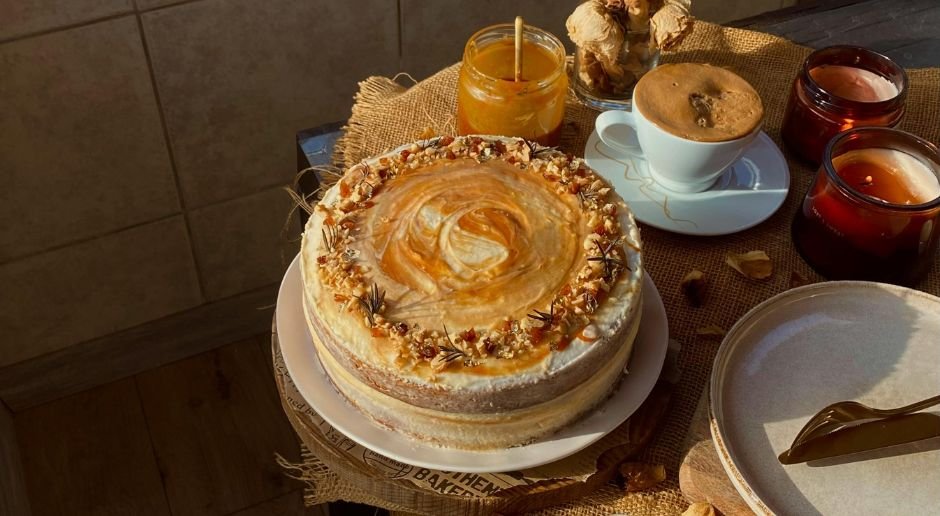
[596,110,642,155]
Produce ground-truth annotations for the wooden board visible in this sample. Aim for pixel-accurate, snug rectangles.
[0,284,278,411]
[15,379,170,516]
[136,336,304,516]
[0,401,31,515]
[679,394,753,515]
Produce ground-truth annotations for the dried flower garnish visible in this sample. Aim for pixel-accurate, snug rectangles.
[527,300,556,327]
[696,325,726,338]
[680,269,706,307]
[620,462,666,492]
[354,283,385,326]
[726,250,773,280]
[321,224,340,253]
[682,502,717,516]
[588,240,626,281]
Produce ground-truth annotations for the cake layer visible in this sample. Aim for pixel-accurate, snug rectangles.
[308,292,642,449]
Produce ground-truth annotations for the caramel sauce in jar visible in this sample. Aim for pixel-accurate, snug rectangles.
[457,24,567,146]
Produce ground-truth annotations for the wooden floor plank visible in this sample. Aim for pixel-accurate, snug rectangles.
[259,332,275,376]
[227,490,328,516]
[136,336,303,516]
[14,379,170,516]
[1,401,31,515]
[0,284,278,411]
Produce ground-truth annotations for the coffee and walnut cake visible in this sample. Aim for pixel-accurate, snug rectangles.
[300,135,643,449]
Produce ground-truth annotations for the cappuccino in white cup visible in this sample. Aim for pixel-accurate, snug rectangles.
[596,63,764,193]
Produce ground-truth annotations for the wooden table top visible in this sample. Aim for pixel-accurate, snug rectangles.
[733,0,940,68]
[290,2,940,513]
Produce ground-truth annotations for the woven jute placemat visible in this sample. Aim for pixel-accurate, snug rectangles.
[281,21,940,515]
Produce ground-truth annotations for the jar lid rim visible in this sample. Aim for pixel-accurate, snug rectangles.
[801,45,909,114]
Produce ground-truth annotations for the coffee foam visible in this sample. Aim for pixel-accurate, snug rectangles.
[634,63,764,142]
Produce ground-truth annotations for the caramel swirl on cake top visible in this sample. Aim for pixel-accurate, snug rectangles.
[311,136,636,375]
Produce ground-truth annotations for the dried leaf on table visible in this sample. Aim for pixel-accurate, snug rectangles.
[683,502,718,516]
[726,250,773,280]
[680,269,707,307]
[620,462,666,492]
[696,325,726,338]
[790,270,809,289]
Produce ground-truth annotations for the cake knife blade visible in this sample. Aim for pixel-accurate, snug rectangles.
[778,412,940,465]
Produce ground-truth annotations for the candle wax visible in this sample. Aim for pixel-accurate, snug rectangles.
[833,148,940,205]
[809,65,898,102]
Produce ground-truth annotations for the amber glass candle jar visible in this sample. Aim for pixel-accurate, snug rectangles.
[456,23,567,146]
[792,127,940,286]
[782,46,908,165]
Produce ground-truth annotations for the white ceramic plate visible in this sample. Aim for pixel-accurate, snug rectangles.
[277,254,669,473]
[584,130,790,236]
[710,282,940,515]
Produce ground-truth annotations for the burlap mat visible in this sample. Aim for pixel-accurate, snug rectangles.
[286,21,940,515]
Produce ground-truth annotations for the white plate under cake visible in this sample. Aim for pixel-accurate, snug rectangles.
[300,135,644,450]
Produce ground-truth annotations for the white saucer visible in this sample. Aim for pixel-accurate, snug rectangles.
[584,130,790,236]
[711,282,940,515]
[276,254,669,473]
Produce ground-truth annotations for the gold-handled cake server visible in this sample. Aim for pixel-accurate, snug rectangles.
[779,394,940,465]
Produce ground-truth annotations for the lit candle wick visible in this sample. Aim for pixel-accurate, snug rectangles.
[861,175,873,187]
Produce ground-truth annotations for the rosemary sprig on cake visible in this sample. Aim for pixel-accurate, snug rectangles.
[430,326,476,371]
[355,283,385,326]
[527,300,556,327]
[588,240,628,282]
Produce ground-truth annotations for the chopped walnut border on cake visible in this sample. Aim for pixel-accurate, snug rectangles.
[313,136,634,373]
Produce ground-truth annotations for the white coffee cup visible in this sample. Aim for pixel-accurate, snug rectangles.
[596,103,761,193]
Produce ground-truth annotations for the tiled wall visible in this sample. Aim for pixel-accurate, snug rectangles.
[0,0,790,368]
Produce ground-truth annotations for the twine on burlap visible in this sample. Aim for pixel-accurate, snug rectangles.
[280,21,940,516]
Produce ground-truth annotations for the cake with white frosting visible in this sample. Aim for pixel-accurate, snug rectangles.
[300,135,643,450]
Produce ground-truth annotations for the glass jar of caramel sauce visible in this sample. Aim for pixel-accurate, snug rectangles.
[457,23,567,146]
[781,45,908,165]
